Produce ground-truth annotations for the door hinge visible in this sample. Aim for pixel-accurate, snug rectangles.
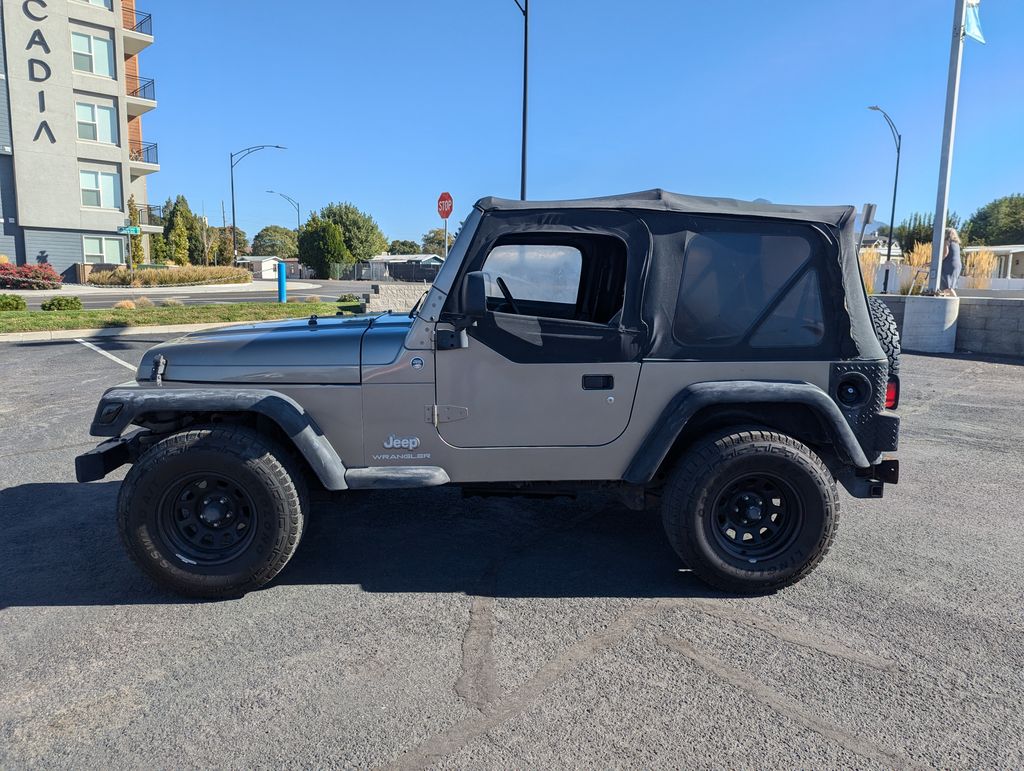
[424,405,469,426]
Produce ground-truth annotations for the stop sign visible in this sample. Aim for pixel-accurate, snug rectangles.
[437,192,453,220]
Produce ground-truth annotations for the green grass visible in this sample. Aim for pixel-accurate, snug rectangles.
[0,301,362,333]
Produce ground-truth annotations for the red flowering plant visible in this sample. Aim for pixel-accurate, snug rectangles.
[0,263,63,290]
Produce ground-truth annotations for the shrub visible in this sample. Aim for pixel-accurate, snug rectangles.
[899,243,933,295]
[286,296,308,303]
[304,294,321,303]
[87,265,251,288]
[338,293,361,303]
[160,298,183,307]
[0,262,62,289]
[113,300,136,310]
[964,249,997,289]
[859,248,878,295]
[133,296,154,308]
[40,296,83,311]
[0,294,27,311]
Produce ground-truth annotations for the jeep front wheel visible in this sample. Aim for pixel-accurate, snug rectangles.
[661,429,839,593]
[117,426,307,598]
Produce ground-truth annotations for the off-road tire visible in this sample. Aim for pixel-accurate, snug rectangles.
[117,426,307,598]
[868,296,901,377]
[662,429,839,594]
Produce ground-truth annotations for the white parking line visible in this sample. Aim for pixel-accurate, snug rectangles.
[74,338,137,371]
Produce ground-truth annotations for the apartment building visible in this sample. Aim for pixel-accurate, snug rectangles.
[0,0,159,277]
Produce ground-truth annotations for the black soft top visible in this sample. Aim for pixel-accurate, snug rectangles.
[476,189,855,228]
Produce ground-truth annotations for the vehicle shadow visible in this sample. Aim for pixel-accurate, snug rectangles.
[0,482,721,608]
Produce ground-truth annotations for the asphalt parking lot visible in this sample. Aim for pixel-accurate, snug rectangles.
[1,336,1022,768]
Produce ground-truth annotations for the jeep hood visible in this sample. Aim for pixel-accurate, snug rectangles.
[136,312,411,384]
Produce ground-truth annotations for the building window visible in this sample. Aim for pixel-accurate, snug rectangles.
[83,236,124,265]
[71,31,115,78]
[79,169,122,209]
[76,102,118,144]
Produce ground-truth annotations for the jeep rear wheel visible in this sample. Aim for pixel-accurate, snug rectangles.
[662,429,839,593]
[117,426,307,598]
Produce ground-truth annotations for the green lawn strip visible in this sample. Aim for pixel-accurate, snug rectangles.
[0,301,362,333]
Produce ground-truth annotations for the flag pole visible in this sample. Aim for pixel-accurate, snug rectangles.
[928,0,969,293]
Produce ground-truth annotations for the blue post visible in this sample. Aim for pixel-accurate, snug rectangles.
[277,264,287,303]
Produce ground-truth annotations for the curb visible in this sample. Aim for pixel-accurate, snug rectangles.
[0,321,242,342]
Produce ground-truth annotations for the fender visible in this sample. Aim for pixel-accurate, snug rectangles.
[88,386,348,490]
[622,380,871,485]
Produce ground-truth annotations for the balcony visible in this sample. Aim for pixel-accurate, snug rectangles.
[125,75,156,116]
[128,140,159,177]
[136,203,164,233]
[122,8,153,55]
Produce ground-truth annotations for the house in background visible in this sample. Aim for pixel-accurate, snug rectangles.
[964,244,1024,280]
[236,256,308,280]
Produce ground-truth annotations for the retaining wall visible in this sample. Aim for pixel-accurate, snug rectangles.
[364,282,430,313]
[876,295,1024,358]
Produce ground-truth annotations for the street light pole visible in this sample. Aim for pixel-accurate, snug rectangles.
[229,144,286,259]
[868,106,901,293]
[267,190,301,230]
[513,0,528,200]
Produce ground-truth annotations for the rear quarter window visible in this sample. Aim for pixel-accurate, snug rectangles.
[673,227,823,348]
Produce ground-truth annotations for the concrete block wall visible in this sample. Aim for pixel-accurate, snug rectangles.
[364,282,431,313]
[875,295,1024,358]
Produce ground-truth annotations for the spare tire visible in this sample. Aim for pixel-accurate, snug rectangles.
[868,296,901,377]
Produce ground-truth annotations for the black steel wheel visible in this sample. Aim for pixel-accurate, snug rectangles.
[118,425,307,598]
[156,473,259,566]
[662,428,839,593]
[712,473,803,562]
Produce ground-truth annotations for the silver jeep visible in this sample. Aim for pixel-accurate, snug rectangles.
[77,190,901,598]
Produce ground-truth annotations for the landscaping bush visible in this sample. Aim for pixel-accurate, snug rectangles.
[134,296,154,308]
[859,248,878,295]
[113,300,136,310]
[40,296,83,311]
[0,262,62,289]
[964,249,997,289]
[0,294,27,311]
[338,293,361,303]
[87,265,252,288]
[160,298,183,307]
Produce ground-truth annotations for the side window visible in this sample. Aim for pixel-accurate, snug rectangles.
[481,244,583,315]
[749,270,825,347]
[673,230,814,346]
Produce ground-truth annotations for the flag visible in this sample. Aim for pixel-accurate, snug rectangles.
[965,1,985,44]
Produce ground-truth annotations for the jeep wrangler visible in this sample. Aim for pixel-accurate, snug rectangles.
[77,190,901,598]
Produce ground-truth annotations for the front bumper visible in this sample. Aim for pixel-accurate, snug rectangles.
[75,430,147,483]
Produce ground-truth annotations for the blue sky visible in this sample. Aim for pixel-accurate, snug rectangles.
[144,0,1024,243]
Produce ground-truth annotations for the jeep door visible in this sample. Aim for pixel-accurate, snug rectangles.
[434,211,647,448]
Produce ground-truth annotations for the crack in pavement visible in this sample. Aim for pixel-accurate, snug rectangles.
[658,635,915,769]
[677,598,899,672]
[383,602,660,771]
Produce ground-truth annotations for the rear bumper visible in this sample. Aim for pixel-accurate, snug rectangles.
[838,458,899,499]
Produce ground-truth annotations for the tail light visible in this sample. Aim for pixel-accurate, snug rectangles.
[885,377,900,409]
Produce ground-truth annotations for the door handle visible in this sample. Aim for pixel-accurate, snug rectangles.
[582,374,614,390]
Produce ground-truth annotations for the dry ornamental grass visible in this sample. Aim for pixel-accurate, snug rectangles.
[87,266,252,287]
[859,248,879,294]
[964,249,997,289]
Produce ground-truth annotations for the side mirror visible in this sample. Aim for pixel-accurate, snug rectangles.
[460,271,487,321]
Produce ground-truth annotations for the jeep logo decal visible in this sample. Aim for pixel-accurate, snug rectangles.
[383,434,420,450]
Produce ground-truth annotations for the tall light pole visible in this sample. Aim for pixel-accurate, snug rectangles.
[868,106,901,293]
[929,0,969,293]
[512,0,528,200]
[267,190,301,231]
[230,144,285,259]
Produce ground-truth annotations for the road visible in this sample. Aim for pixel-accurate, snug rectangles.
[0,338,1021,768]
[16,279,383,309]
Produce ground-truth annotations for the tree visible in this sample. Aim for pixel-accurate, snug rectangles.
[127,195,145,267]
[421,227,454,258]
[388,239,420,255]
[320,202,387,262]
[208,226,248,265]
[966,194,1024,246]
[893,211,961,255]
[168,216,190,265]
[298,216,351,278]
[149,232,169,264]
[252,225,299,259]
